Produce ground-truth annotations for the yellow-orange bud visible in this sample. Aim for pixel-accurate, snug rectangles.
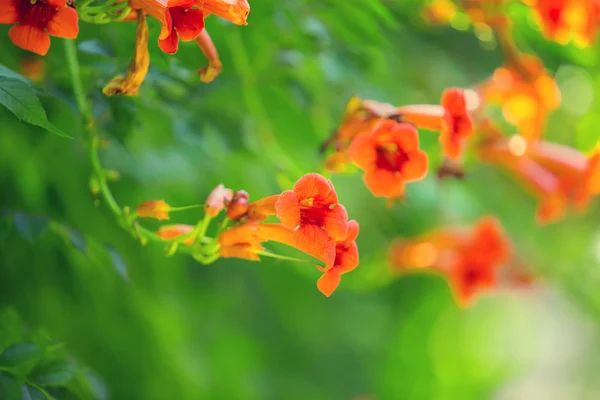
[136,200,170,220]
[226,190,249,220]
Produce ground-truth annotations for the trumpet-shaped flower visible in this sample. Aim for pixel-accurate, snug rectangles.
[347,120,428,198]
[0,0,78,56]
[275,173,348,268]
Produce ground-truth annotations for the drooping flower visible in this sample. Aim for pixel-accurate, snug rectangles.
[316,220,359,297]
[103,10,150,96]
[129,0,205,54]
[347,120,428,198]
[275,173,349,267]
[0,0,78,56]
[20,57,45,82]
[205,184,233,217]
[136,200,171,220]
[396,88,473,160]
[157,224,195,245]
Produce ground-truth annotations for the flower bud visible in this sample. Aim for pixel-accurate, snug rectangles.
[226,190,249,220]
[136,200,170,220]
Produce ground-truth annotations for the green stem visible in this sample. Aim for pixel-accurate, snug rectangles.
[63,39,90,122]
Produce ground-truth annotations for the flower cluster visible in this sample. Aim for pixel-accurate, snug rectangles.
[134,173,359,297]
[388,217,531,306]
[1,0,250,93]
[322,88,473,200]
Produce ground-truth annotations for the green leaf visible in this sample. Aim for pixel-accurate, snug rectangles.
[21,384,47,400]
[30,361,76,387]
[0,372,20,400]
[0,76,71,139]
[0,343,43,367]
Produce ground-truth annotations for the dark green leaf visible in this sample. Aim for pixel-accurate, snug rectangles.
[0,344,42,367]
[12,213,49,243]
[30,361,76,387]
[0,372,20,400]
[0,77,71,139]
[21,384,46,400]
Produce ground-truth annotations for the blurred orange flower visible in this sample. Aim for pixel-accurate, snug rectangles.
[347,120,428,198]
[0,0,78,56]
[389,216,513,307]
[449,217,509,306]
[475,54,560,140]
[397,88,473,159]
[529,0,600,46]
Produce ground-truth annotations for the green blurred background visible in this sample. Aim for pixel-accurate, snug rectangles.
[2,0,600,398]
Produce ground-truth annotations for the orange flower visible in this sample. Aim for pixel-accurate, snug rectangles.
[129,0,205,54]
[157,224,195,245]
[205,184,233,217]
[475,54,560,140]
[218,223,294,261]
[136,200,171,220]
[275,173,348,267]
[530,0,600,46]
[226,190,249,220]
[197,0,249,25]
[317,220,359,297]
[0,0,78,56]
[347,120,428,198]
[396,88,473,159]
[449,217,509,306]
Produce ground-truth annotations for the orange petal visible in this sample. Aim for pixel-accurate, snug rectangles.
[347,133,376,170]
[0,0,18,23]
[170,7,204,41]
[337,242,359,274]
[317,267,341,297]
[158,29,179,53]
[197,0,250,25]
[8,25,50,56]
[46,0,67,6]
[396,123,421,153]
[247,195,279,221]
[323,204,348,242]
[293,173,338,205]
[47,6,79,39]
[293,224,336,268]
[275,190,300,229]
[401,150,428,182]
[396,105,445,131]
[363,169,404,198]
[345,220,360,243]
[219,243,262,261]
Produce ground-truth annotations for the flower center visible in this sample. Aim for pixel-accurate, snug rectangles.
[16,0,57,28]
[299,198,328,227]
[375,143,409,172]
